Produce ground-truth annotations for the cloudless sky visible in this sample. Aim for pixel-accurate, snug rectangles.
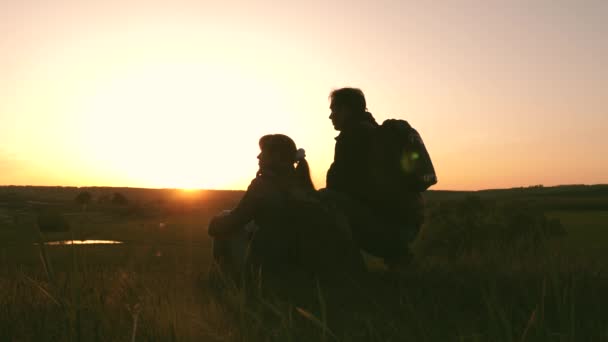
[1,0,607,190]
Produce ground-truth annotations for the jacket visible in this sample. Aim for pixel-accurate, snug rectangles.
[326,111,379,204]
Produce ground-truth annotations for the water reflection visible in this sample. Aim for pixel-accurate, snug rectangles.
[43,240,123,245]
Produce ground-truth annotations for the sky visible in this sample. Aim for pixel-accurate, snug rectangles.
[1,0,607,191]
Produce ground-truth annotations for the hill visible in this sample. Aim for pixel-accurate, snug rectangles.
[2,184,608,213]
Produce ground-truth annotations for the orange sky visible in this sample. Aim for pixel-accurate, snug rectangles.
[1,0,607,190]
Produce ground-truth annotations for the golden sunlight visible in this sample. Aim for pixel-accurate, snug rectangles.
[73,62,290,189]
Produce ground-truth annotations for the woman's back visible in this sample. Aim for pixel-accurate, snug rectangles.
[209,133,366,301]
[242,174,363,276]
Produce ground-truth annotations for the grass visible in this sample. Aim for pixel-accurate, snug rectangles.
[1,203,608,341]
[546,211,608,258]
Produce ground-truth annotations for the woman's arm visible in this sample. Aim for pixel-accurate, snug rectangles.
[207,178,266,238]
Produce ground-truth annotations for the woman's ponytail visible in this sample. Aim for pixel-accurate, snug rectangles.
[294,148,315,192]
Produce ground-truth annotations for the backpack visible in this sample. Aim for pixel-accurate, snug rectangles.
[370,119,437,193]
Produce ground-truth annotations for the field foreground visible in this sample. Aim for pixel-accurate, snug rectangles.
[1,185,608,341]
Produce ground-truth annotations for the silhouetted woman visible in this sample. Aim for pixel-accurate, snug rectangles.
[208,134,364,297]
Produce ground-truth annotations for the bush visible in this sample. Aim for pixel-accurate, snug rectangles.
[111,193,128,206]
[37,211,71,233]
[74,191,92,209]
[414,196,566,259]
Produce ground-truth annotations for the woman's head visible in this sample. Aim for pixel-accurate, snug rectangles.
[257,134,315,191]
[258,134,297,169]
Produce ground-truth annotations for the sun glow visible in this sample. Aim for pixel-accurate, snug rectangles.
[73,62,292,189]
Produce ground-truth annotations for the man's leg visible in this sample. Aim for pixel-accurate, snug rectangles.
[318,188,374,246]
[319,188,425,268]
[380,222,421,269]
[318,189,411,264]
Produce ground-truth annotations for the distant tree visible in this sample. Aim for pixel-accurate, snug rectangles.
[75,191,92,210]
[111,192,128,206]
[97,194,111,204]
[37,211,71,233]
[528,184,544,189]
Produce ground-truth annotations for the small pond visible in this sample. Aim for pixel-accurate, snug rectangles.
[41,240,123,245]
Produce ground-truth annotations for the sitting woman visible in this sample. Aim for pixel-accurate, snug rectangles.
[208,134,365,296]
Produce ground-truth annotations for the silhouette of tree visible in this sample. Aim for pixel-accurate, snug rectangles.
[97,194,111,204]
[37,211,71,233]
[111,192,128,206]
[75,191,92,210]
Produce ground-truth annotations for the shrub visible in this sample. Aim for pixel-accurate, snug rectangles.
[414,196,566,259]
[74,191,92,209]
[111,193,128,206]
[37,211,71,233]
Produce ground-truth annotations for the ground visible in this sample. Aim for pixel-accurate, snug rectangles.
[1,185,607,341]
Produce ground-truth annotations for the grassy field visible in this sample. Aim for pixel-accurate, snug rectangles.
[546,211,608,259]
[1,186,608,341]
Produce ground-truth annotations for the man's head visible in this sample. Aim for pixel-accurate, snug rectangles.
[328,87,367,131]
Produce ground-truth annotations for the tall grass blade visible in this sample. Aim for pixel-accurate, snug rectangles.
[130,304,141,342]
[540,276,546,326]
[295,306,338,342]
[21,273,61,307]
[519,306,537,342]
[37,232,55,283]
[316,279,328,342]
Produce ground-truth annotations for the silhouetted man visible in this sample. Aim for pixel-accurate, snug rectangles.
[327,88,378,200]
[325,87,424,268]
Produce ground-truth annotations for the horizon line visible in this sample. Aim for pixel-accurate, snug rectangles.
[1,183,607,193]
